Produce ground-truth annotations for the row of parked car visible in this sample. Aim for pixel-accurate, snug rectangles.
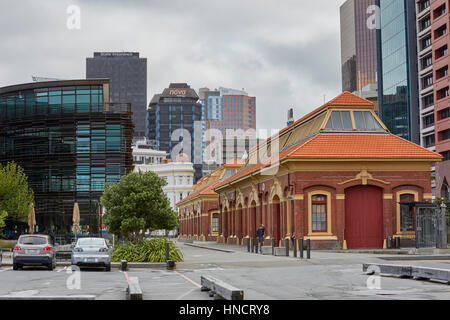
[12,234,112,271]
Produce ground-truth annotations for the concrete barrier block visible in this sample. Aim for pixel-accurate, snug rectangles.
[261,246,272,255]
[274,247,287,256]
[411,266,450,282]
[126,277,143,300]
[201,275,244,300]
[363,263,412,277]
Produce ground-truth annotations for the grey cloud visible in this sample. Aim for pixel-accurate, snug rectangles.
[0,0,348,131]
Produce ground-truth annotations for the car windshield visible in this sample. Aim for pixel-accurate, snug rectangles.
[77,238,105,246]
[19,236,47,245]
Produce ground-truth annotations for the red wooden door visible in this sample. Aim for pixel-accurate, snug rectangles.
[345,185,383,249]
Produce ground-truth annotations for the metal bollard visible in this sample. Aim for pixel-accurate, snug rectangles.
[285,238,289,256]
[165,242,170,262]
[293,238,297,258]
[387,236,392,249]
[306,239,311,259]
[251,238,254,253]
[299,238,304,258]
[255,239,258,254]
[120,259,128,271]
[166,260,175,270]
[395,237,400,248]
[272,238,275,255]
[247,238,250,252]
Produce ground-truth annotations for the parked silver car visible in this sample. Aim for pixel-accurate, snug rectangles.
[13,234,56,270]
[71,237,111,271]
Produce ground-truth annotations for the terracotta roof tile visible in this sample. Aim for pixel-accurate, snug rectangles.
[325,91,374,106]
[214,133,441,190]
[288,133,443,159]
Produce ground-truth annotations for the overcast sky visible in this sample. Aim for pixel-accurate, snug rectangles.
[0,0,348,131]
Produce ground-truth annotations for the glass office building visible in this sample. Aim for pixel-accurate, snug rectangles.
[147,83,203,182]
[86,52,147,140]
[340,0,378,93]
[377,0,419,143]
[0,79,133,238]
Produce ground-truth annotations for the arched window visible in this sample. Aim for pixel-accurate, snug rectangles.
[400,194,415,231]
[312,195,327,232]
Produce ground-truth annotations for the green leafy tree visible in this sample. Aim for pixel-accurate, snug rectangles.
[0,210,7,235]
[101,171,178,242]
[0,162,34,225]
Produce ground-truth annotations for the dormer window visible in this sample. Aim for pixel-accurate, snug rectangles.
[325,111,352,130]
[324,110,384,132]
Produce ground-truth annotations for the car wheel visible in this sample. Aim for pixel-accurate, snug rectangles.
[47,263,54,271]
[13,263,18,271]
[105,264,111,272]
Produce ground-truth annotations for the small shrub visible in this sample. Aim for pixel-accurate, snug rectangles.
[111,238,183,262]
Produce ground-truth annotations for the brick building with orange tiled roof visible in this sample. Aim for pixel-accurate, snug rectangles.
[212,91,442,249]
[176,159,243,241]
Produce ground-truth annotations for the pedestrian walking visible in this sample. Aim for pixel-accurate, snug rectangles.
[256,224,265,253]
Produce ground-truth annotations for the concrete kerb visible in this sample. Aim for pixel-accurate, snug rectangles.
[0,295,96,300]
[0,260,167,269]
[380,255,450,261]
[183,243,235,253]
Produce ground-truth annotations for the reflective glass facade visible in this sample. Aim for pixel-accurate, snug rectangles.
[378,0,419,143]
[86,52,147,139]
[147,83,203,182]
[340,0,378,92]
[0,80,133,238]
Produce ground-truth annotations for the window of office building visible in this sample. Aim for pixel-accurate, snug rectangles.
[436,45,448,59]
[422,74,433,89]
[435,24,447,39]
[424,134,435,147]
[422,94,434,108]
[423,113,434,128]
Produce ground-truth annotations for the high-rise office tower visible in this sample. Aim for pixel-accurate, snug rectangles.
[86,52,147,139]
[200,87,256,173]
[201,87,256,134]
[340,0,378,93]
[415,0,450,197]
[147,83,203,182]
[377,0,420,144]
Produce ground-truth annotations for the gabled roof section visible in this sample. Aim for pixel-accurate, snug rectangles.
[245,91,376,167]
[177,160,244,206]
[287,133,443,160]
[325,91,374,106]
[213,92,441,192]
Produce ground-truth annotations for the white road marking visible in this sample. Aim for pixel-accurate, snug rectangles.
[176,288,196,300]
[0,268,12,272]
[8,290,40,296]
[56,266,68,273]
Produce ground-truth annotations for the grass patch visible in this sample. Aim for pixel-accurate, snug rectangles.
[111,238,183,262]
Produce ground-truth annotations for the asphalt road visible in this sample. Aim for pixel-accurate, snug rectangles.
[0,242,450,300]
